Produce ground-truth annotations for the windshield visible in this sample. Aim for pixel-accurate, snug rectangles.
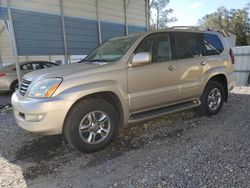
[84,34,140,63]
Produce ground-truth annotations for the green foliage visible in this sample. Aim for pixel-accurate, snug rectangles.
[150,0,177,29]
[199,6,250,46]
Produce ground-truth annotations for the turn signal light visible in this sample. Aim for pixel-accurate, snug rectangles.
[44,82,60,97]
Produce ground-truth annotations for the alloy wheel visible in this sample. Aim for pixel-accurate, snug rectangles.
[207,88,222,111]
[78,111,111,144]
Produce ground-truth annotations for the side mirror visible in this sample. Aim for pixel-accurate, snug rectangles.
[131,52,152,67]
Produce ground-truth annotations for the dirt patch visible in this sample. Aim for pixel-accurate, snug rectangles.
[15,136,65,162]
[0,88,250,188]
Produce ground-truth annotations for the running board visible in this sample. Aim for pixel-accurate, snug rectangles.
[128,100,201,123]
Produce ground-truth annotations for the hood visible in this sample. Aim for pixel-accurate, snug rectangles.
[23,62,119,81]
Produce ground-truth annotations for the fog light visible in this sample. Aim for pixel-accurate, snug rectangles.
[25,114,44,122]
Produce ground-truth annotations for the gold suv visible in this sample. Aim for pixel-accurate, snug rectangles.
[11,28,235,152]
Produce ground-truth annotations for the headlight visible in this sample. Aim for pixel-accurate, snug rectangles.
[27,78,62,98]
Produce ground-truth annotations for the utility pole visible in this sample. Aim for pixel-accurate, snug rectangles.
[124,0,131,35]
[6,0,21,86]
[59,0,69,64]
[96,0,102,44]
[0,26,3,67]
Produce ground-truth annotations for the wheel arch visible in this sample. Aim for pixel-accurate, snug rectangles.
[63,91,125,135]
[205,74,228,102]
[10,79,19,93]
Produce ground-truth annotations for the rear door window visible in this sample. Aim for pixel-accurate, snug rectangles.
[40,62,56,68]
[31,63,42,70]
[135,33,172,63]
[20,63,33,70]
[171,32,204,60]
[202,33,224,56]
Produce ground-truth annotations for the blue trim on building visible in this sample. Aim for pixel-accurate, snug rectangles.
[1,7,146,56]
[11,8,64,55]
[64,17,99,55]
[101,21,125,41]
[0,7,7,20]
[128,25,147,34]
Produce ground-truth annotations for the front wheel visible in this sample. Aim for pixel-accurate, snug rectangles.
[63,99,118,152]
[199,81,225,116]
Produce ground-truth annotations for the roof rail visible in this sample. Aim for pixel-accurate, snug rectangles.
[169,26,232,37]
[170,26,208,31]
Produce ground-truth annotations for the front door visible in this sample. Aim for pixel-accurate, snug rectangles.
[127,33,179,113]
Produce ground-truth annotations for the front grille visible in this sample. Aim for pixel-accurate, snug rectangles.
[19,79,31,96]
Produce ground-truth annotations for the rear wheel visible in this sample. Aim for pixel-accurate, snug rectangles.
[199,81,225,116]
[63,99,118,152]
[10,80,19,94]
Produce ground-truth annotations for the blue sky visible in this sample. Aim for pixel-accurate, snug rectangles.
[167,0,250,26]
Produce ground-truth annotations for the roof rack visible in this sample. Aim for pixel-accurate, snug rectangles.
[170,26,208,30]
[169,26,232,37]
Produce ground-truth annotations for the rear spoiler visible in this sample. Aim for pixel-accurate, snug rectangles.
[224,34,236,47]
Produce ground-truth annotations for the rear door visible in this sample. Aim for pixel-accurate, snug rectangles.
[127,32,179,112]
[171,31,206,101]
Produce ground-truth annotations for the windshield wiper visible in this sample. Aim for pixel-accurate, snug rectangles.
[78,59,86,63]
[90,59,108,62]
[78,59,107,63]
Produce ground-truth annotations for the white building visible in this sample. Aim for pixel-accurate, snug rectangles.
[0,0,149,65]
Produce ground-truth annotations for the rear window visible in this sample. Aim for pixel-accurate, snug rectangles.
[202,33,224,56]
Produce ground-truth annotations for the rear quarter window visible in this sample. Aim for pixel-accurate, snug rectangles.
[202,33,224,56]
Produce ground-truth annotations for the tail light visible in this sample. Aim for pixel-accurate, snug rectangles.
[0,72,6,77]
[229,48,235,64]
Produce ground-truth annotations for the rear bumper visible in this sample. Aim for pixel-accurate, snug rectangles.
[0,78,11,91]
[11,92,75,135]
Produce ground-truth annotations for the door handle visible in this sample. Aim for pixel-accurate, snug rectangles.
[168,65,177,71]
[200,61,207,66]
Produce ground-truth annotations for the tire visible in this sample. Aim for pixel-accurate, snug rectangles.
[199,81,225,116]
[10,80,19,94]
[63,98,118,153]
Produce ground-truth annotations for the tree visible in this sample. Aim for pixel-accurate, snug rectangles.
[199,6,250,46]
[149,0,177,29]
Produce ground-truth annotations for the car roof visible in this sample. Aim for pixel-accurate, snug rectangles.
[145,28,221,35]
[121,27,228,39]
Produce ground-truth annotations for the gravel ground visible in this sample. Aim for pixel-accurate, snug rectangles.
[0,87,249,188]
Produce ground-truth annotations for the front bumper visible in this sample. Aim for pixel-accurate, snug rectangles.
[11,92,75,135]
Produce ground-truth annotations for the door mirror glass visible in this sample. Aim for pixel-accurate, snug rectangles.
[131,52,152,67]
